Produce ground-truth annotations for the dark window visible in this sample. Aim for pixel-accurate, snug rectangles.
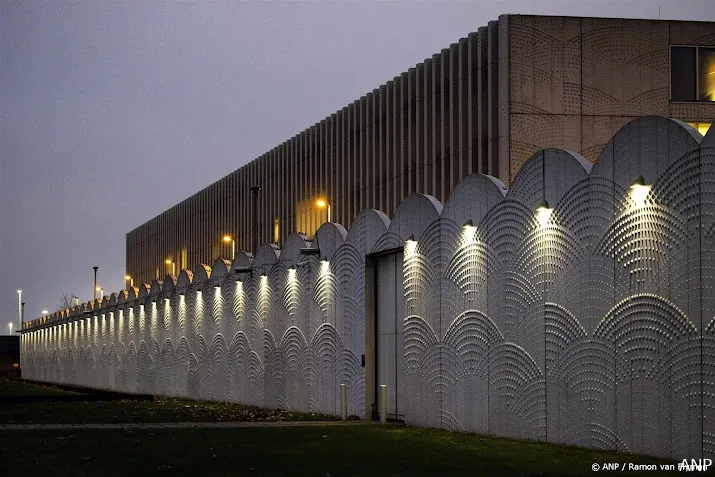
[671,46,715,102]
[698,47,715,102]
[671,46,696,101]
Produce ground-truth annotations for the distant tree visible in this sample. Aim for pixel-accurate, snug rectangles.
[56,293,78,311]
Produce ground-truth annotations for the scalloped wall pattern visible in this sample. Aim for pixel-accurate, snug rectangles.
[21,117,715,459]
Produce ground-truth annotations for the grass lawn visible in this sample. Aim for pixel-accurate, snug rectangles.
[0,378,81,396]
[0,397,339,424]
[0,426,679,477]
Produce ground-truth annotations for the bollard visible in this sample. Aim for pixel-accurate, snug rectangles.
[340,383,347,421]
[379,384,387,424]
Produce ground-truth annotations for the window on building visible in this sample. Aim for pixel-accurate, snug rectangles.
[687,121,712,137]
[671,46,715,102]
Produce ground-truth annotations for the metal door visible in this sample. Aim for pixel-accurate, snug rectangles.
[375,252,405,420]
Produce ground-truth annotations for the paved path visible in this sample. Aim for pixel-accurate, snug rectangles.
[0,420,382,431]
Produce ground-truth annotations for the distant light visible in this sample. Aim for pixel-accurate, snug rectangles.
[223,235,233,243]
[629,176,651,208]
[316,199,327,208]
[165,259,173,264]
[96,287,101,291]
[535,201,553,227]
[125,275,131,280]
[17,290,21,294]
[42,310,48,315]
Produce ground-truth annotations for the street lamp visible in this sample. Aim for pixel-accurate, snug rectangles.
[96,287,104,299]
[223,235,236,260]
[316,199,331,223]
[165,259,176,276]
[125,275,134,288]
[42,310,48,315]
[17,290,21,334]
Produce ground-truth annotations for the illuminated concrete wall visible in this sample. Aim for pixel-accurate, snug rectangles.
[22,116,715,459]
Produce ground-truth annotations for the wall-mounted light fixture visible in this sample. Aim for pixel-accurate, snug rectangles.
[405,234,417,254]
[300,247,321,255]
[629,176,651,208]
[535,200,553,227]
[463,219,477,243]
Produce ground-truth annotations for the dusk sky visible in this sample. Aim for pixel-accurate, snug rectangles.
[2,0,714,332]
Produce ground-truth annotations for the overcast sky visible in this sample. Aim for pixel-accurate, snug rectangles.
[2,0,714,332]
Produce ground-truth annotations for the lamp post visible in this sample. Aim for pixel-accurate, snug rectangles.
[165,259,176,276]
[8,322,12,335]
[17,289,21,334]
[96,287,104,300]
[93,266,99,300]
[250,185,262,254]
[125,275,134,288]
[223,235,236,260]
[316,199,331,223]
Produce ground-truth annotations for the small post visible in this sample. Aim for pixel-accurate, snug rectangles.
[379,384,387,424]
[340,384,347,421]
[250,185,262,254]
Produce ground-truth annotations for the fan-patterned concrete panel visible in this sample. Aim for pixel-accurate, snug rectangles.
[20,116,713,459]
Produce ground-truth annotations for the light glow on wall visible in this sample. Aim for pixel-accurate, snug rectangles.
[630,176,651,208]
[535,201,553,227]
[463,220,477,244]
[405,235,417,255]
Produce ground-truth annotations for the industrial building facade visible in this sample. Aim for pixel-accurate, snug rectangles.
[126,14,715,284]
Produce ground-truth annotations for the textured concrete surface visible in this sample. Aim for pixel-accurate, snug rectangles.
[22,117,715,459]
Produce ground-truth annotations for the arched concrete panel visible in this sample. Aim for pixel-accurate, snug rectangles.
[176,270,193,288]
[150,280,163,296]
[192,265,211,286]
[128,287,139,301]
[162,275,176,292]
[138,284,151,299]
[591,116,701,189]
[254,243,280,270]
[230,250,254,273]
[703,122,715,147]
[117,290,128,305]
[344,209,390,254]
[108,293,118,307]
[386,193,442,242]
[281,233,310,261]
[442,173,507,227]
[508,148,591,210]
[314,222,348,260]
[211,258,232,278]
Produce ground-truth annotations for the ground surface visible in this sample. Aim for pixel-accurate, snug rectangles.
[0,378,686,476]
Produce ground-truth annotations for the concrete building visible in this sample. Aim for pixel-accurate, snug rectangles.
[126,14,715,284]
